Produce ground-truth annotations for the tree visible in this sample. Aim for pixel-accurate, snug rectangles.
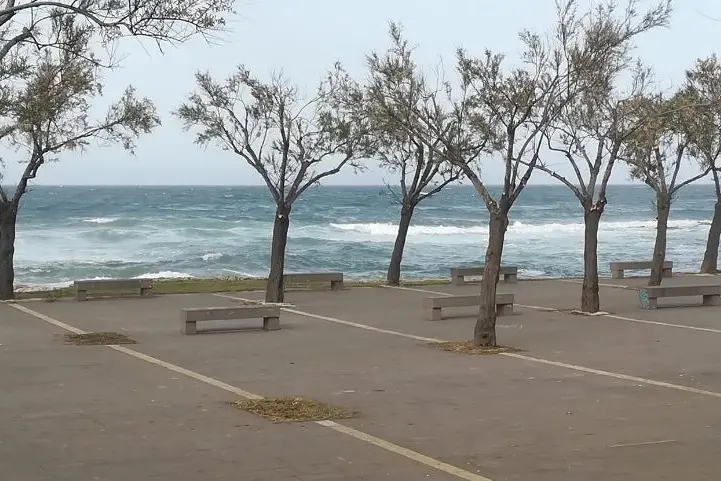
[175,66,371,303]
[366,0,673,347]
[532,61,665,312]
[0,15,160,299]
[622,90,712,286]
[683,56,721,274]
[364,25,469,286]
[0,2,233,299]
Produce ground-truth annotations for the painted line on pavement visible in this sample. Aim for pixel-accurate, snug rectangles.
[383,285,556,311]
[501,351,721,399]
[211,293,441,343]
[317,420,492,481]
[608,439,676,448]
[385,285,721,334]
[214,292,721,400]
[556,279,631,289]
[8,302,492,481]
[603,313,721,334]
[212,292,296,307]
[8,302,86,334]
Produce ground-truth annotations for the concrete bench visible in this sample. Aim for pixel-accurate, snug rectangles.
[423,293,514,321]
[610,261,672,279]
[74,278,152,301]
[181,305,281,334]
[638,284,721,310]
[283,272,344,290]
[450,266,518,285]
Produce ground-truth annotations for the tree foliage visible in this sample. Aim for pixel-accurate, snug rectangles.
[683,56,721,191]
[0,13,160,207]
[175,65,373,209]
[364,23,492,204]
[362,24,468,206]
[623,90,711,195]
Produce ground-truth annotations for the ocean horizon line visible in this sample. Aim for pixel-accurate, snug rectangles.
[6,182,714,188]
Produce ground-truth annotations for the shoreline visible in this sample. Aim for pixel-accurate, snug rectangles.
[13,272,721,300]
[11,276,451,300]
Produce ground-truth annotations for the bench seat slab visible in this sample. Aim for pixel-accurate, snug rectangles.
[182,306,281,334]
[424,294,514,321]
[639,285,721,310]
[450,266,518,285]
[74,278,153,301]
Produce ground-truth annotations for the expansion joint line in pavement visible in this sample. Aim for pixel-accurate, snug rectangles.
[5,301,493,481]
[211,291,721,401]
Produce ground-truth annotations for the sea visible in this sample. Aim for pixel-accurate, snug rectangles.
[10,184,718,290]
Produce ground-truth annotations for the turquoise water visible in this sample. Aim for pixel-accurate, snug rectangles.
[12,184,717,288]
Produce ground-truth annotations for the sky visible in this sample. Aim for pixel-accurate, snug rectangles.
[2,0,721,186]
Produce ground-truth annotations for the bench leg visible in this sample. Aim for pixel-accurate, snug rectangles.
[451,275,465,286]
[427,307,442,321]
[182,320,197,335]
[76,290,87,302]
[263,316,280,331]
[140,287,152,297]
[611,269,624,279]
[496,303,513,316]
[662,268,673,278]
[503,274,518,284]
[330,280,344,291]
[703,294,721,306]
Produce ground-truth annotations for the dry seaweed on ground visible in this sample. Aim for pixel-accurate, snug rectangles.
[431,341,522,355]
[232,397,357,423]
[64,332,138,346]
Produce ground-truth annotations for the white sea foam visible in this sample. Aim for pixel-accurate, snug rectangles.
[82,217,118,224]
[518,269,549,278]
[330,223,486,236]
[329,219,710,239]
[221,269,262,278]
[201,252,223,261]
[133,271,194,279]
[14,281,74,292]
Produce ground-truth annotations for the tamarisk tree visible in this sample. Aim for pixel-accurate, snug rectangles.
[0,16,160,299]
[533,61,668,312]
[176,66,371,303]
[0,2,233,299]
[534,67,658,312]
[684,56,721,274]
[364,25,469,286]
[367,1,672,347]
[623,90,712,286]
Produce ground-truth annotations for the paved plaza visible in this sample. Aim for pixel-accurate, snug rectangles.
[2,275,721,480]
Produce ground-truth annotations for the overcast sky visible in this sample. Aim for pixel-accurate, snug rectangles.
[3,0,720,186]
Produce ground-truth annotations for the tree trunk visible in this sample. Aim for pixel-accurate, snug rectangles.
[386,204,415,286]
[581,208,602,313]
[473,211,509,347]
[649,193,671,286]
[700,201,721,274]
[265,205,291,303]
[0,203,18,300]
